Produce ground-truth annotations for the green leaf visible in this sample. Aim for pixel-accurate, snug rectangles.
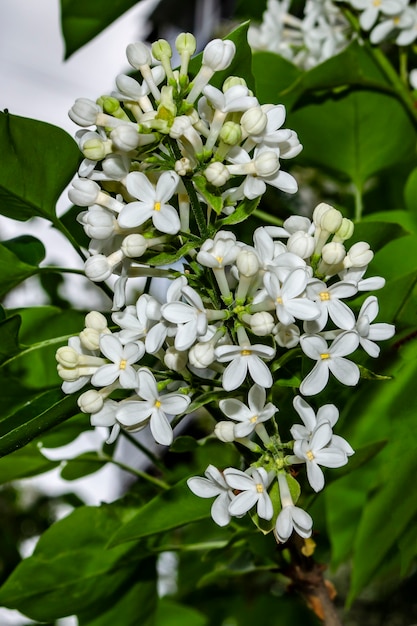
[252,52,302,107]
[60,451,108,481]
[217,196,261,227]
[110,478,212,545]
[0,504,150,621]
[289,88,417,188]
[192,175,224,214]
[0,111,80,222]
[145,239,199,266]
[155,599,208,626]
[60,0,141,59]
[2,235,46,266]
[38,412,90,449]
[0,388,79,457]
[0,242,39,298]
[0,314,21,365]
[0,443,59,483]
[349,220,409,253]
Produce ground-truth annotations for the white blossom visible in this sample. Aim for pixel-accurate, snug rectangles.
[91,334,144,388]
[224,467,274,520]
[187,465,233,527]
[219,384,277,438]
[215,342,275,391]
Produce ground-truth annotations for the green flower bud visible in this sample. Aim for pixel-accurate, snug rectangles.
[175,32,196,56]
[152,39,172,61]
[219,121,242,146]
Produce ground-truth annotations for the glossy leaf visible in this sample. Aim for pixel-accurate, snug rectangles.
[0,443,59,484]
[0,504,149,621]
[0,242,39,298]
[252,51,302,107]
[0,111,79,222]
[110,478,211,545]
[0,314,21,365]
[60,451,109,481]
[0,388,79,457]
[2,235,46,266]
[155,599,208,626]
[60,0,141,58]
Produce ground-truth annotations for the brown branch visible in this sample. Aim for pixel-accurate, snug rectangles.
[284,535,344,626]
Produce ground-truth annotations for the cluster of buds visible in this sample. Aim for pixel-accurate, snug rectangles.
[58,32,394,544]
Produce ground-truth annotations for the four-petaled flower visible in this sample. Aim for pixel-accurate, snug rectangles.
[219,384,277,438]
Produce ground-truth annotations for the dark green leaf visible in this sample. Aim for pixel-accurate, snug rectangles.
[0,242,39,298]
[37,412,90,449]
[0,314,21,365]
[0,504,149,621]
[155,599,208,626]
[0,443,59,484]
[110,478,211,545]
[60,0,141,59]
[0,111,79,222]
[217,196,261,227]
[60,451,108,481]
[0,388,79,457]
[2,235,46,266]
[193,175,223,214]
[349,220,409,253]
[252,52,301,107]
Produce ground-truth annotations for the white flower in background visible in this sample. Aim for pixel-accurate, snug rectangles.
[370,2,412,44]
[263,267,320,325]
[116,368,191,445]
[354,295,395,357]
[91,334,144,388]
[304,278,357,333]
[224,467,274,520]
[215,342,275,391]
[292,421,348,491]
[300,331,360,395]
[349,0,404,30]
[275,473,313,542]
[118,170,180,234]
[187,465,233,527]
[219,384,277,437]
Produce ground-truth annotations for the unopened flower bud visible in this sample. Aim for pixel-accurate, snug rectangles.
[236,248,259,276]
[344,242,374,268]
[287,232,315,258]
[214,420,235,442]
[78,206,115,240]
[334,218,354,242]
[115,74,142,99]
[121,234,148,258]
[254,151,279,177]
[312,202,333,226]
[57,364,81,381]
[250,312,275,336]
[79,327,102,351]
[204,162,230,186]
[126,42,152,68]
[68,179,100,206]
[320,207,343,234]
[321,242,346,265]
[175,32,196,56]
[223,76,247,91]
[219,121,242,146]
[56,346,79,368]
[152,39,172,61]
[164,346,188,372]
[82,136,109,161]
[202,39,236,71]
[240,106,267,136]
[85,311,108,331]
[189,342,214,368]
[69,98,101,127]
[84,255,113,282]
[110,125,140,151]
[175,157,192,175]
[78,389,104,414]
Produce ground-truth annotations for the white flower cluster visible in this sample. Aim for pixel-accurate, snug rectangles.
[58,32,394,545]
[248,0,351,69]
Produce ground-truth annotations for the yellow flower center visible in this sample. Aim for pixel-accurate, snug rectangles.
[373,0,381,6]
[119,359,127,370]
[256,483,264,493]
[241,349,252,356]
[276,296,283,304]
[154,201,161,211]
[319,291,330,301]
[306,450,315,461]
[216,255,223,264]
[155,400,161,408]
[320,353,330,360]
[250,415,258,423]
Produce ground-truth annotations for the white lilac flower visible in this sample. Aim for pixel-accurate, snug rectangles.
[299,331,360,395]
[112,294,155,345]
[226,145,298,199]
[370,3,413,44]
[349,0,404,30]
[91,334,144,388]
[187,465,233,527]
[161,285,208,351]
[118,170,180,235]
[224,467,274,520]
[116,368,191,445]
[215,342,275,391]
[354,295,395,357]
[339,266,385,291]
[274,322,301,348]
[219,384,277,438]
[292,421,348,491]
[263,267,320,325]
[196,231,239,269]
[304,278,357,333]
[90,399,122,444]
[275,473,313,543]
[291,395,354,457]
